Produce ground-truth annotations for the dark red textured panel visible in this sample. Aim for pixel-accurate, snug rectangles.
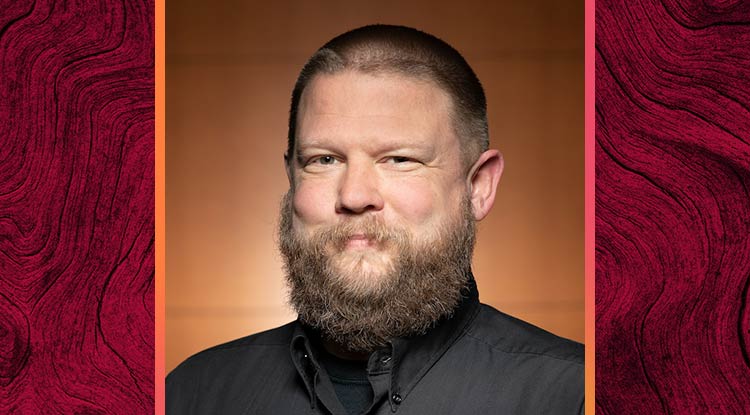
[596,0,750,413]
[0,0,154,413]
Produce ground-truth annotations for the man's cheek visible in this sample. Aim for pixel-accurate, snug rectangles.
[388,185,436,223]
[292,183,333,225]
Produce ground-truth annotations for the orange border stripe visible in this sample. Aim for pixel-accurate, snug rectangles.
[584,0,596,412]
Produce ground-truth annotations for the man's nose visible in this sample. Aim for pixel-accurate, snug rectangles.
[335,161,384,214]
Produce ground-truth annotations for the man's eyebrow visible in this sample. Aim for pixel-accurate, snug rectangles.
[293,140,325,158]
[293,141,329,164]
[294,137,437,161]
[295,139,328,150]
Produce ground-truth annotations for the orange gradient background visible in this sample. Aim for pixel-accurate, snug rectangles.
[166,1,584,373]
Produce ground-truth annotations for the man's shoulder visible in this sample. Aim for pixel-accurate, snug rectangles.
[168,320,297,378]
[465,303,584,365]
[200,320,297,350]
[166,322,304,413]
[444,303,583,414]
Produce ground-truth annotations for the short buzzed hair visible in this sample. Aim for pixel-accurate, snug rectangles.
[287,24,489,170]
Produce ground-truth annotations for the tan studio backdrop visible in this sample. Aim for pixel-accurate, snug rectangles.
[166,0,584,373]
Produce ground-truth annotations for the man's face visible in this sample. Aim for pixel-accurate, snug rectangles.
[289,71,468,289]
[279,71,479,352]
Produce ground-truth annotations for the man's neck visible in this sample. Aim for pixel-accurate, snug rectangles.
[322,338,370,361]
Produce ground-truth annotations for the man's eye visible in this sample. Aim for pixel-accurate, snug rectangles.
[312,156,337,165]
[388,156,413,163]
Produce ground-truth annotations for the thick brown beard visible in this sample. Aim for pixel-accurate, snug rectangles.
[278,191,476,353]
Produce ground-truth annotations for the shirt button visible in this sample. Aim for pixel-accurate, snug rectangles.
[392,394,402,404]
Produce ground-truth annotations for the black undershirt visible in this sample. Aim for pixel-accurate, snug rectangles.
[317,348,373,415]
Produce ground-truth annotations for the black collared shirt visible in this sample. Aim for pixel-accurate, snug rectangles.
[167,280,584,414]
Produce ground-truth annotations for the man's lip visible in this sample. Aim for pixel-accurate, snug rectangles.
[344,234,375,248]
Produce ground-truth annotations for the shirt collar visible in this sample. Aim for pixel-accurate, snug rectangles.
[290,273,481,411]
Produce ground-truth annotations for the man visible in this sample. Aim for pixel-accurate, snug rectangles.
[167,25,583,414]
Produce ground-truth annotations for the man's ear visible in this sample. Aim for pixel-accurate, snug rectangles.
[466,149,504,221]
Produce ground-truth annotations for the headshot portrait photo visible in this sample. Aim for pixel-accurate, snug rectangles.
[166,1,583,413]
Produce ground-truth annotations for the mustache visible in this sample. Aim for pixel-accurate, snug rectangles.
[314,217,408,249]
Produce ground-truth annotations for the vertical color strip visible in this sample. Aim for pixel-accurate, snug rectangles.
[155,0,166,413]
[585,0,596,413]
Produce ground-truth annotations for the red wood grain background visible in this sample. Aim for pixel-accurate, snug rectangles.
[596,0,750,412]
[0,0,154,412]
[4,0,750,412]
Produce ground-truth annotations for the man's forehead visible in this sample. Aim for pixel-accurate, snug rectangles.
[295,71,458,148]
[302,71,452,113]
